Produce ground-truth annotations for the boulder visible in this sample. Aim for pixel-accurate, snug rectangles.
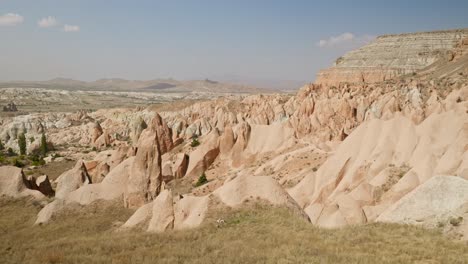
[66,157,134,205]
[147,190,174,232]
[35,175,54,197]
[0,166,45,199]
[55,160,91,199]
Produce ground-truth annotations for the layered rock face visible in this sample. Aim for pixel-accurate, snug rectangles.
[316,29,468,86]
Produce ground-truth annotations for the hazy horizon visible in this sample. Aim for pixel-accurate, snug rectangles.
[1,0,467,87]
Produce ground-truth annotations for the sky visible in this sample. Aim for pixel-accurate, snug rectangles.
[1,0,467,87]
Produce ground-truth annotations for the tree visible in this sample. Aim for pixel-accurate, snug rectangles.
[40,133,48,156]
[18,133,27,155]
[0,139,4,150]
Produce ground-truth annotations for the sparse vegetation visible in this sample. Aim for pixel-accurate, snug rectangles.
[195,172,208,187]
[29,154,46,167]
[449,216,463,227]
[18,133,27,156]
[191,137,200,147]
[7,147,16,157]
[40,133,48,156]
[1,198,468,264]
[12,158,24,168]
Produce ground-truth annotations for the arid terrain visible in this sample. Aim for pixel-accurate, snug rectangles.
[1,28,468,263]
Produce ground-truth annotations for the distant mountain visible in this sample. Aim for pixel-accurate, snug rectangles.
[0,78,276,94]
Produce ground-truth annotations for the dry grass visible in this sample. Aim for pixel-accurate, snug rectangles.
[1,198,467,264]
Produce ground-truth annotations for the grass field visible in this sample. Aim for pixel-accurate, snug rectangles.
[1,198,467,264]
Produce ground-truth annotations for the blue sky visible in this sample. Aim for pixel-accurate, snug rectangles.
[1,0,467,86]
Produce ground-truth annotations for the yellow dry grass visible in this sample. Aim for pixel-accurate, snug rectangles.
[1,198,467,264]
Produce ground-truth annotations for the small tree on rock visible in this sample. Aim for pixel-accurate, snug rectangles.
[18,133,27,156]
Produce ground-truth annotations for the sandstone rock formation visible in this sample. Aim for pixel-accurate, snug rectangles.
[0,166,45,199]
[376,176,468,225]
[185,129,220,178]
[55,160,91,199]
[122,174,308,232]
[316,29,468,86]
[124,114,173,208]
[11,28,466,238]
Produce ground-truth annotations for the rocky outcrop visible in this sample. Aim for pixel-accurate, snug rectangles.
[288,107,467,228]
[55,160,91,199]
[124,115,168,208]
[35,175,54,197]
[147,189,175,232]
[122,174,308,232]
[316,29,468,86]
[185,130,220,178]
[173,153,189,179]
[0,166,45,199]
[376,176,468,225]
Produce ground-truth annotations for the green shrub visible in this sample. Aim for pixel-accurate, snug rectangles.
[449,217,463,227]
[29,154,45,166]
[191,138,200,147]
[31,159,46,166]
[12,158,24,168]
[7,147,16,157]
[195,173,208,187]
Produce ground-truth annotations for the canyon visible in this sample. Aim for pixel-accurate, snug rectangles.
[1,28,467,263]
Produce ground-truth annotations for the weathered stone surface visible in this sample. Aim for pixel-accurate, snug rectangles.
[0,166,45,199]
[316,29,468,86]
[173,153,189,179]
[55,160,91,199]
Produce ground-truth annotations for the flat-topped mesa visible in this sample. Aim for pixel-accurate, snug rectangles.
[316,28,468,86]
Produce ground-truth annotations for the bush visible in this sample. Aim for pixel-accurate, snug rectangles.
[0,139,4,150]
[195,173,208,187]
[12,158,24,168]
[29,154,46,166]
[31,159,46,166]
[18,133,27,155]
[449,217,463,227]
[191,138,200,147]
[7,147,16,157]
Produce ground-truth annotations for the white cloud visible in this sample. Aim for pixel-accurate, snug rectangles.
[63,24,80,32]
[317,33,375,48]
[0,13,24,26]
[38,16,58,28]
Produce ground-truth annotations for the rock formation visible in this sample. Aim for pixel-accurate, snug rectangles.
[316,29,468,86]
[5,28,463,239]
[0,166,45,199]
